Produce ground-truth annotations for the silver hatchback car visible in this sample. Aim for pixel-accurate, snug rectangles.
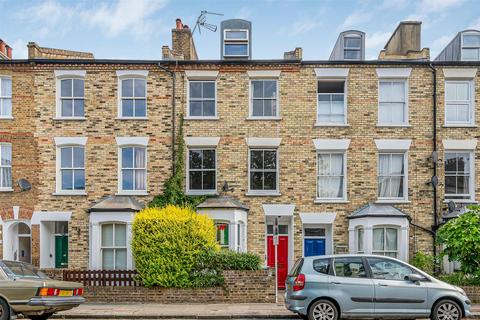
[285,254,471,320]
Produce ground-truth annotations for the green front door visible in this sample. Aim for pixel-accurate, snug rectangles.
[55,235,68,268]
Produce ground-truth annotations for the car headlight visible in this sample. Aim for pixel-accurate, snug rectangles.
[455,286,466,296]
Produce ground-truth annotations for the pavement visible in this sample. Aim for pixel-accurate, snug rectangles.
[51,303,480,319]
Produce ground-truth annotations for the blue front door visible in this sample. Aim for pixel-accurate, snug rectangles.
[304,238,325,257]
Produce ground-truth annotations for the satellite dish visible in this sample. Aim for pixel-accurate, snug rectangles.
[447,200,456,213]
[18,179,31,191]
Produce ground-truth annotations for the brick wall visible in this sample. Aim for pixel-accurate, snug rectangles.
[81,270,275,304]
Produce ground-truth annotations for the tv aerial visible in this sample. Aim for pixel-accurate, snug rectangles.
[192,10,224,34]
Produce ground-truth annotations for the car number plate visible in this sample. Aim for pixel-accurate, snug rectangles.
[59,290,73,297]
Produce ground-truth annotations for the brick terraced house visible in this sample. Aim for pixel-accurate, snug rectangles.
[0,19,479,287]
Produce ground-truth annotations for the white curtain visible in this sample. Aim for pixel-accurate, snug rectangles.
[378,154,390,197]
[373,228,384,251]
[390,155,404,197]
[1,144,12,188]
[318,154,343,198]
[134,148,146,190]
[385,228,398,251]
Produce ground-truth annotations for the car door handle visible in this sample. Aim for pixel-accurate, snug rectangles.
[330,281,341,285]
[378,283,389,286]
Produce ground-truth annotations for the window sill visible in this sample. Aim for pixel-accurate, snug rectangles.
[314,199,349,204]
[186,190,218,196]
[116,117,148,120]
[443,124,477,128]
[376,124,412,128]
[0,188,13,192]
[443,199,477,204]
[116,191,149,196]
[53,191,87,196]
[375,199,411,204]
[314,122,349,127]
[53,117,87,121]
[184,116,220,120]
[245,192,281,197]
[0,116,13,120]
[246,117,282,121]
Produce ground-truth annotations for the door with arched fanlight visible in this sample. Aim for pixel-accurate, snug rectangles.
[16,222,31,263]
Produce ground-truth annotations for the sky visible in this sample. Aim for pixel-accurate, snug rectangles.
[0,0,479,61]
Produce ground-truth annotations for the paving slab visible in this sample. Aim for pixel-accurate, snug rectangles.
[52,303,480,319]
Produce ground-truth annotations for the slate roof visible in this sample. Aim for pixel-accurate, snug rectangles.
[197,196,249,211]
[89,195,144,212]
[348,203,409,219]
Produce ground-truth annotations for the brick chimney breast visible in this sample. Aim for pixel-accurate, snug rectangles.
[379,21,430,61]
[171,19,198,60]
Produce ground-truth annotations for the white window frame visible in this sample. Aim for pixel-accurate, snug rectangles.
[249,79,280,119]
[372,226,399,258]
[57,146,86,194]
[0,76,12,119]
[444,80,475,126]
[54,137,87,196]
[444,150,475,202]
[343,34,362,60]
[100,222,128,270]
[377,152,408,202]
[116,70,148,120]
[316,152,347,202]
[247,148,280,196]
[377,79,409,126]
[118,146,147,195]
[214,220,230,250]
[461,31,480,61]
[54,70,86,120]
[316,79,348,126]
[223,29,249,58]
[0,143,12,191]
[356,227,364,254]
[187,80,217,119]
[186,147,217,195]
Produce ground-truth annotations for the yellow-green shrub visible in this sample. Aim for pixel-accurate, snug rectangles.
[132,205,219,287]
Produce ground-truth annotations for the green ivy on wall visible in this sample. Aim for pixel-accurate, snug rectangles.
[149,116,206,209]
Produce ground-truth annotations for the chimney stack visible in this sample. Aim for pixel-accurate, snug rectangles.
[163,18,198,60]
[0,39,11,60]
[284,47,303,60]
[379,21,429,60]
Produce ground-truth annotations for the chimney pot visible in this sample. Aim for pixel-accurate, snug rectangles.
[0,40,5,55]
[183,25,189,29]
[176,18,183,30]
[6,45,12,58]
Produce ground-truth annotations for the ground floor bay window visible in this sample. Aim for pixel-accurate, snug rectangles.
[348,203,409,261]
[101,223,127,270]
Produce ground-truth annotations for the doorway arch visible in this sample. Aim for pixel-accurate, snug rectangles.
[3,221,32,263]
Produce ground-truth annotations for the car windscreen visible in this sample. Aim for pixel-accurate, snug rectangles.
[1,261,49,279]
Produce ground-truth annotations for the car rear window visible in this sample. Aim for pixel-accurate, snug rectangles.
[1,261,49,279]
[289,258,304,276]
[313,258,331,275]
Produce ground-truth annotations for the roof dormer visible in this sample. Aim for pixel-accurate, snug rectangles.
[329,30,365,61]
[435,30,480,61]
[220,19,252,60]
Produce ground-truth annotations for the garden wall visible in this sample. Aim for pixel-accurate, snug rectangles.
[45,269,275,304]
[463,286,480,303]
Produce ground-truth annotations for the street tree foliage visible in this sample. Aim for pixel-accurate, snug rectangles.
[437,205,480,277]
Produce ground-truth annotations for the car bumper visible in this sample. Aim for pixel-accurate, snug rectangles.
[27,296,85,307]
[463,299,472,317]
[284,292,309,315]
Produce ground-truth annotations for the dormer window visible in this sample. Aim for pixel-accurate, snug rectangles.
[462,32,480,61]
[344,35,361,60]
[224,29,249,57]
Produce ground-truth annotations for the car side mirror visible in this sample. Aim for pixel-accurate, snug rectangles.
[406,274,426,282]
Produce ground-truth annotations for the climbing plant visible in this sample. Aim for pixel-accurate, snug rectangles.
[149,116,206,208]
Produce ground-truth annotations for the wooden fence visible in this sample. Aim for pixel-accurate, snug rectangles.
[63,269,140,286]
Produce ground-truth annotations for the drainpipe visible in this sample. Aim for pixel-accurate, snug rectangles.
[428,62,439,268]
[157,63,176,175]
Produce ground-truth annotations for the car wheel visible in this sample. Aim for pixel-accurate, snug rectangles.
[308,299,338,320]
[432,299,462,320]
[0,298,10,320]
[28,313,54,320]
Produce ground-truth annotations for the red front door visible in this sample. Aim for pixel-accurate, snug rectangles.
[267,235,289,289]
